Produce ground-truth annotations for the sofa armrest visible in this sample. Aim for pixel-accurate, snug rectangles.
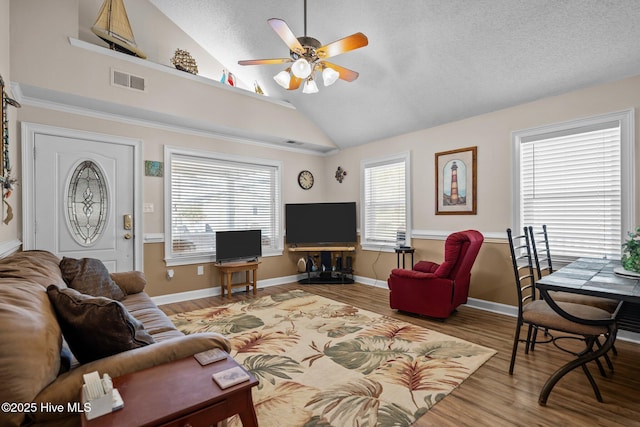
[110,271,147,294]
[29,332,230,424]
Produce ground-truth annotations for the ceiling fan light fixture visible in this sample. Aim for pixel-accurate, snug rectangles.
[322,67,339,86]
[302,78,319,94]
[291,58,312,79]
[274,70,291,88]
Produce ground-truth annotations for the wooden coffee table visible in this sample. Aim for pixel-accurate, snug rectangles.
[81,354,258,427]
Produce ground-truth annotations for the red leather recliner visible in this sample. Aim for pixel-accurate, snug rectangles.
[388,230,484,319]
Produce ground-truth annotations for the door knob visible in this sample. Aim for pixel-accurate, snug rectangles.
[124,233,132,240]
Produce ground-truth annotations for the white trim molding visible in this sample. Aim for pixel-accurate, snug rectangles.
[412,229,505,242]
[144,233,165,244]
[150,273,640,344]
[511,108,635,238]
[69,37,295,110]
[151,274,300,306]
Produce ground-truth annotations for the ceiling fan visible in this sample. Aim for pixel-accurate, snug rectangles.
[237,0,368,94]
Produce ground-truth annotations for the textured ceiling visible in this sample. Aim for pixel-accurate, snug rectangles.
[150,0,640,149]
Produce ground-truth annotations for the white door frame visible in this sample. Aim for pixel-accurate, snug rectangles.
[21,122,144,270]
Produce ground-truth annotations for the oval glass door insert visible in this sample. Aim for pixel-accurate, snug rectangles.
[66,160,109,246]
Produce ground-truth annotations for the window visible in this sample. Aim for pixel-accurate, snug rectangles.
[513,110,634,260]
[361,152,411,250]
[165,147,282,265]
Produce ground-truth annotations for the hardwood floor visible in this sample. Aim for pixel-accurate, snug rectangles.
[160,282,640,426]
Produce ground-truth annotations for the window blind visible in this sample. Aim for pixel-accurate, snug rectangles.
[520,122,621,259]
[362,156,408,247]
[169,152,280,259]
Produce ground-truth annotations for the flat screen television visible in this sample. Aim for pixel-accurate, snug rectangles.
[285,202,357,245]
[215,229,262,263]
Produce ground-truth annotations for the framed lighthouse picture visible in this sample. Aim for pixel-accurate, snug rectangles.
[435,146,477,215]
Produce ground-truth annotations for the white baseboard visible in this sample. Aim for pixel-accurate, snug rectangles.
[151,274,301,306]
[153,272,640,345]
[463,297,640,344]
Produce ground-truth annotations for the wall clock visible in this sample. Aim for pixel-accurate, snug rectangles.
[297,170,314,190]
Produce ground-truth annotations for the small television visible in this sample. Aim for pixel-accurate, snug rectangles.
[215,229,262,263]
[285,202,357,245]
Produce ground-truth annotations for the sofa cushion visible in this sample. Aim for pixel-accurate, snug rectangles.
[47,285,154,364]
[60,257,125,300]
[123,292,180,336]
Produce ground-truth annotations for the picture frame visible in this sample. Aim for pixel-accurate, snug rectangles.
[435,146,477,215]
[144,160,164,177]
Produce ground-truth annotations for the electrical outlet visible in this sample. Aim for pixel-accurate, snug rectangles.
[197,265,204,275]
[166,269,174,280]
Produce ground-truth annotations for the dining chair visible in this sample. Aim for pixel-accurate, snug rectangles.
[527,225,619,314]
[527,225,619,365]
[507,228,617,403]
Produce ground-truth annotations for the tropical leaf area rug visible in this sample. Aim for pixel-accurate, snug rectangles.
[169,290,496,427]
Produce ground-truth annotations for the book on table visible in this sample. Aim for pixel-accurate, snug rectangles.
[194,348,228,366]
[212,366,251,389]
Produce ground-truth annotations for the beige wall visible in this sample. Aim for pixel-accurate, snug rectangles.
[7,0,333,296]
[326,75,640,306]
[6,0,640,306]
[15,104,326,296]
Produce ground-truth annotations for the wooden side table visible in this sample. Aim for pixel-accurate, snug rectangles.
[217,261,260,300]
[81,355,258,427]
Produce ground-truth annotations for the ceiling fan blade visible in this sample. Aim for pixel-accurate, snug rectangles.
[288,75,303,90]
[323,62,359,82]
[317,32,368,59]
[268,18,304,55]
[238,58,292,66]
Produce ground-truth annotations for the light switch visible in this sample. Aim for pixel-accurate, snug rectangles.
[143,203,154,213]
[197,265,204,275]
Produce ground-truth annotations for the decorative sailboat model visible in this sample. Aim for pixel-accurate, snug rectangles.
[91,0,146,59]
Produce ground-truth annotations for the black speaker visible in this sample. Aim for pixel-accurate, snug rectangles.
[335,256,343,271]
[345,256,353,271]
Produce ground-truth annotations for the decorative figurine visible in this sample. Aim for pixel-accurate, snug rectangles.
[91,0,147,59]
[171,49,198,74]
[335,166,347,183]
[254,81,264,95]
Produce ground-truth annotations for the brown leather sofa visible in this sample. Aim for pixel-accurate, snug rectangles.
[0,250,230,427]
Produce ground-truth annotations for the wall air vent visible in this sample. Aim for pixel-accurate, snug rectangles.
[111,69,146,92]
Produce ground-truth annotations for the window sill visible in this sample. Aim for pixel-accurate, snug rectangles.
[165,248,283,267]
[360,244,396,253]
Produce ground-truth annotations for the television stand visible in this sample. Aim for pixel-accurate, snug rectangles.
[216,261,260,300]
[289,246,355,284]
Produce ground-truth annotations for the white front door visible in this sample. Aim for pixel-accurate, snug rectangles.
[22,123,142,272]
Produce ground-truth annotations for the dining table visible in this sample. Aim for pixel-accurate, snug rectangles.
[535,257,640,405]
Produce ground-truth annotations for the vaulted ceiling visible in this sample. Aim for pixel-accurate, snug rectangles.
[150,0,640,149]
